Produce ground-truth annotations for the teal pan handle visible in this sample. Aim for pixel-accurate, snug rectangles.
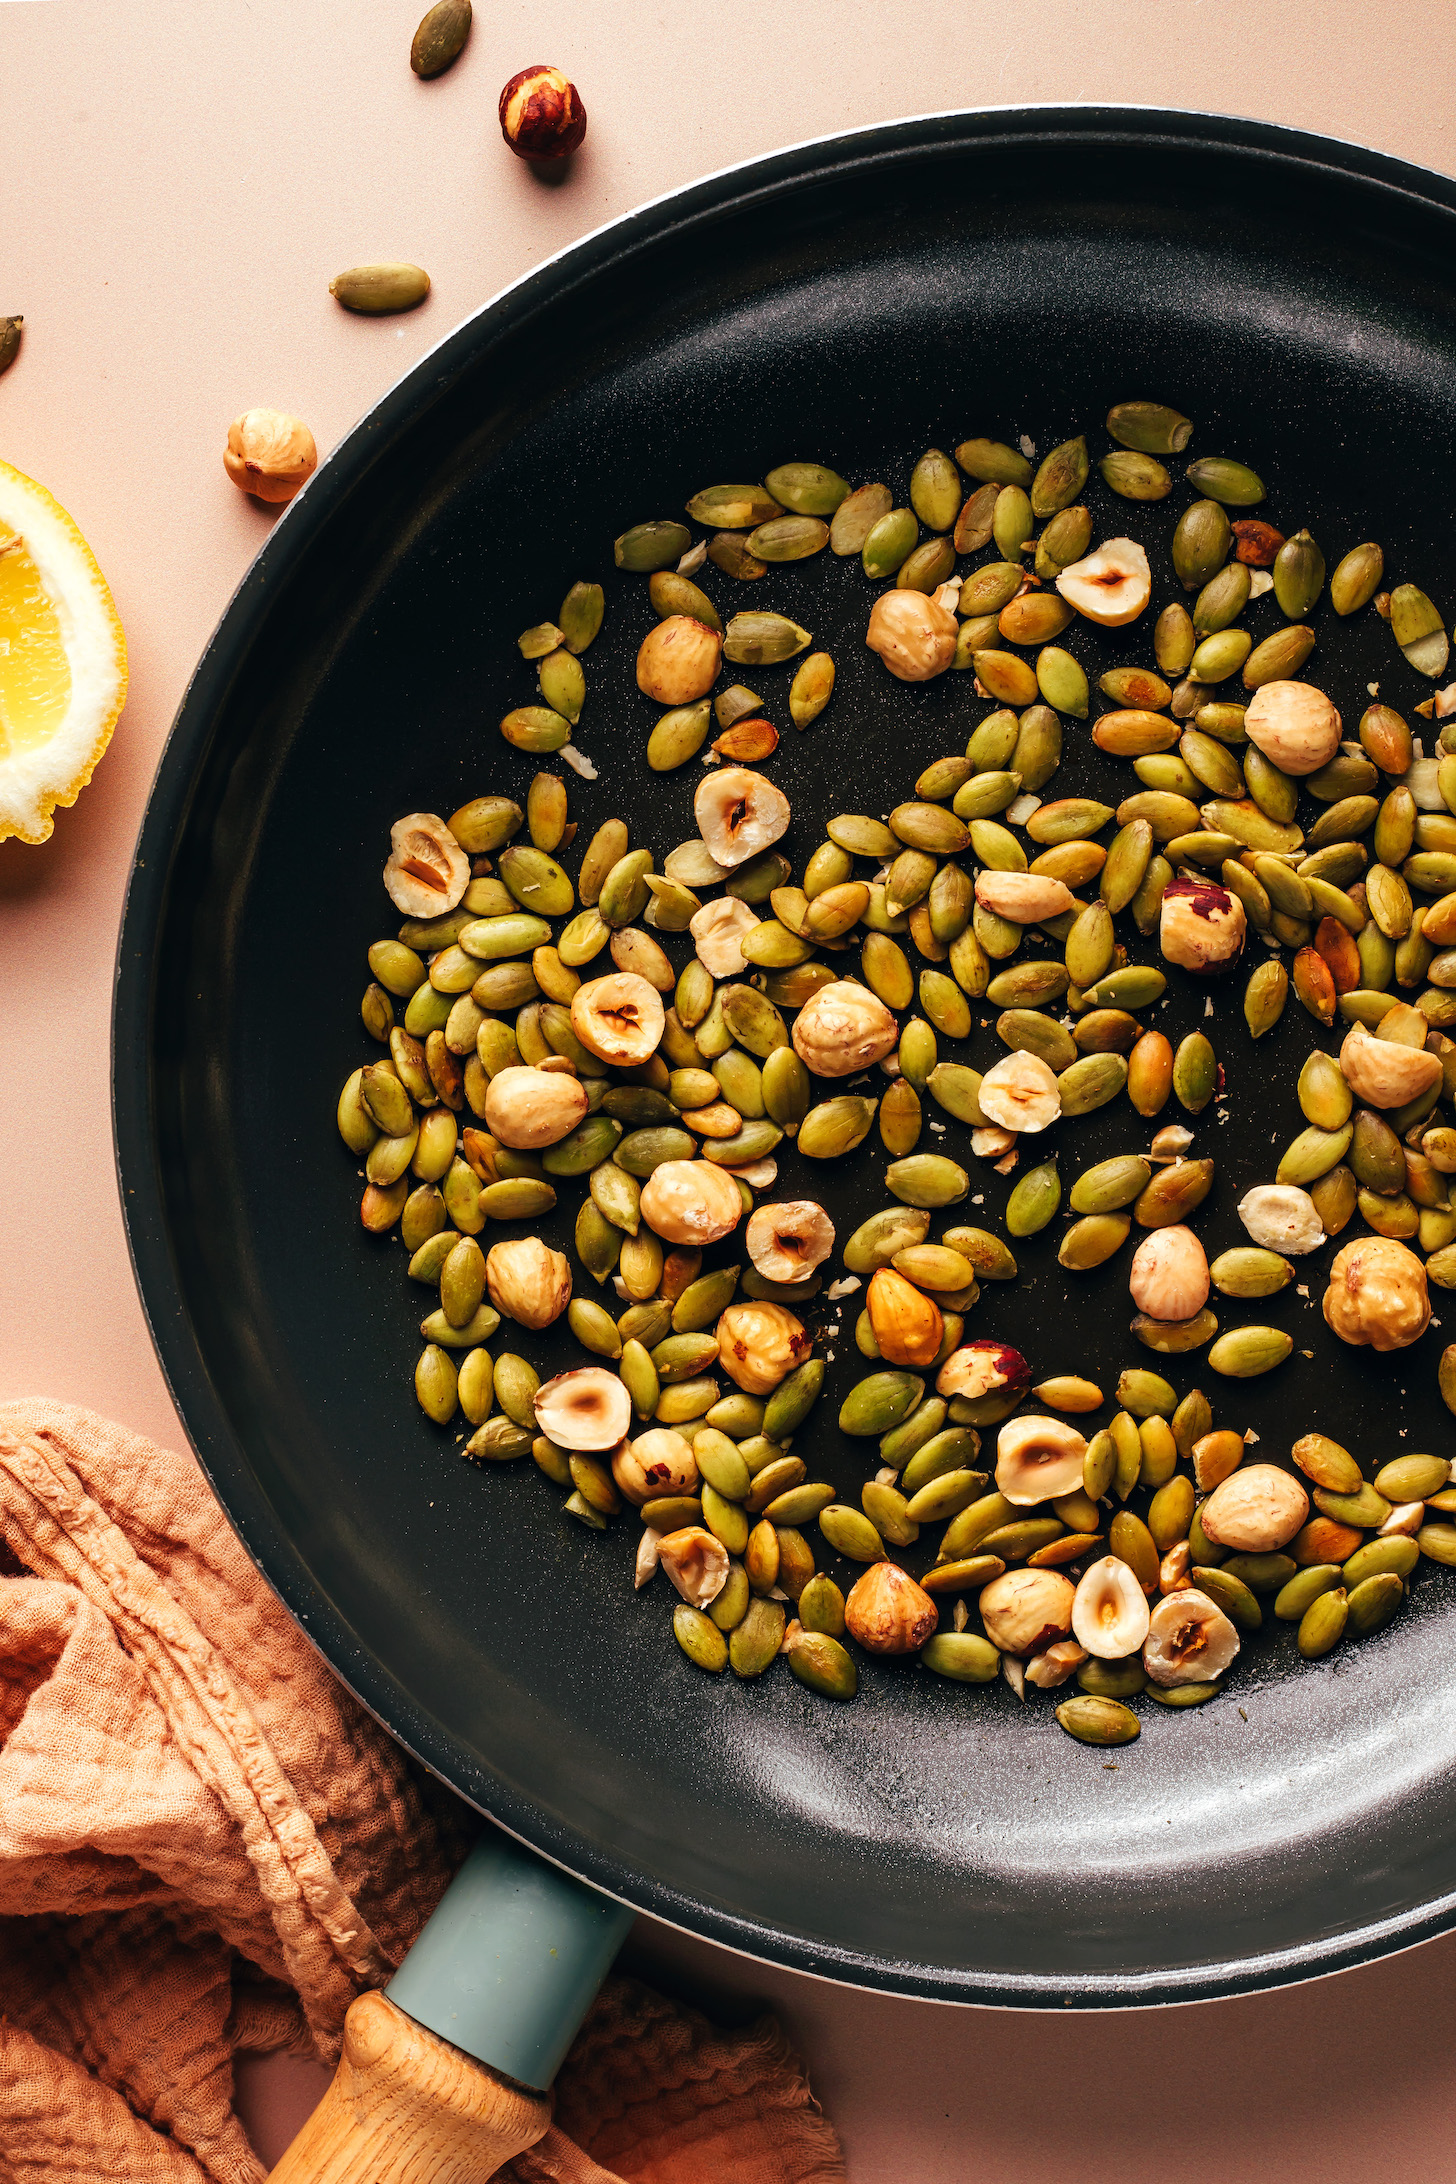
[386,1832,635,2091]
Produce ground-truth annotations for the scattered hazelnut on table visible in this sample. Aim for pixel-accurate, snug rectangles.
[844,1562,939,1655]
[1242,678,1342,775]
[499,64,587,161]
[1323,1235,1431,1352]
[1159,874,1246,975]
[224,408,317,503]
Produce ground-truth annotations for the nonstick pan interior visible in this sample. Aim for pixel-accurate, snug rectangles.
[116,108,1456,2002]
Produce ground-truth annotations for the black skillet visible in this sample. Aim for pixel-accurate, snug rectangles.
[115,107,1456,2008]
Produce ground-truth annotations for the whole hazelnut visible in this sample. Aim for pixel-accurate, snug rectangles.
[844,1561,938,1654]
[1242,679,1342,776]
[791,978,899,1077]
[1128,1225,1210,1321]
[866,1267,944,1369]
[1200,1464,1309,1552]
[636,615,722,704]
[715,1300,811,1394]
[1159,874,1246,975]
[498,63,587,160]
[224,407,317,503]
[865,589,957,681]
[979,1567,1076,1656]
[611,1427,698,1507]
[1323,1235,1431,1352]
[484,1064,588,1148]
[638,1158,743,1245]
[485,1236,571,1329]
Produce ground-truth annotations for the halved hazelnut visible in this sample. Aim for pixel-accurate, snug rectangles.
[791,978,899,1077]
[1143,1589,1240,1686]
[1200,1464,1309,1552]
[844,1561,939,1653]
[716,1300,811,1394]
[1340,1023,1443,1109]
[483,1064,589,1149]
[1024,1639,1087,1689]
[1071,1555,1152,1659]
[612,1427,699,1506]
[639,1159,744,1245]
[656,1525,729,1607]
[937,1340,1031,1404]
[690,895,759,977]
[533,1367,632,1451]
[571,972,665,1065]
[745,1200,835,1283]
[1055,537,1152,626]
[694,766,790,868]
[383,812,469,916]
[973,871,1076,924]
[979,1567,1075,1656]
[977,1050,1061,1133]
[1128,1226,1209,1322]
[995,1414,1087,1506]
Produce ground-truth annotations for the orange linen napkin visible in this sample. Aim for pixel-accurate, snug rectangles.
[0,1399,844,2184]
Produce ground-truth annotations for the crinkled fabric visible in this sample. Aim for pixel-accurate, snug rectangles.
[0,1400,843,2184]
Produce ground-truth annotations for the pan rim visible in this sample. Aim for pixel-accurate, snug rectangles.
[113,102,1456,2006]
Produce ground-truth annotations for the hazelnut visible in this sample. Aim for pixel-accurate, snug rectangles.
[695,767,790,868]
[977,1050,1061,1133]
[485,1237,571,1329]
[1023,1640,1087,1689]
[715,1300,811,1394]
[865,589,957,681]
[844,1561,938,1653]
[1054,537,1151,626]
[498,63,587,160]
[1158,1540,1193,1593]
[973,871,1077,925]
[1201,1464,1309,1552]
[936,1340,1031,1405]
[636,615,723,706]
[1243,679,1342,776]
[224,407,317,503]
[1143,1590,1240,1686]
[1128,1225,1210,1321]
[690,894,759,976]
[612,1427,698,1507]
[638,1158,743,1245]
[1159,874,1246,975]
[866,1267,944,1368]
[1071,1556,1152,1659]
[791,978,899,1077]
[1237,1183,1326,1255]
[483,1064,588,1148]
[1323,1235,1431,1352]
[570,971,665,1065]
[383,811,470,917]
[995,1414,1088,1506]
[655,1525,728,1608]
[1339,1022,1443,1109]
[980,1567,1076,1656]
[533,1367,631,1451]
[745,1200,835,1283]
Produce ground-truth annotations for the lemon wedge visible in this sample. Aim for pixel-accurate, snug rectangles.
[0,459,127,844]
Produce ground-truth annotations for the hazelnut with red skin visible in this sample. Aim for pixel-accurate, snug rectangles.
[499,65,587,160]
[1159,874,1246,976]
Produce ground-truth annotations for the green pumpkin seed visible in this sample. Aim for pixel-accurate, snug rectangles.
[839,1371,924,1437]
[729,1595,787,1677]
[1056,1696,1139,1746]
[886,1154,969,1209]
[1207,1326,1293,1377]
[1346,1573,1404,1637]
[1297,1588,1348,1659]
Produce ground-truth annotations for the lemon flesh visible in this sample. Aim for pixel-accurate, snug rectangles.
[0,529,73,757]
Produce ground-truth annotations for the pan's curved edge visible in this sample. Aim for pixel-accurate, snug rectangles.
[112,103,1456,2008]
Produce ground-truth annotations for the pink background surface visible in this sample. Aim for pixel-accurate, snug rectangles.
[5,3,1456,2175]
